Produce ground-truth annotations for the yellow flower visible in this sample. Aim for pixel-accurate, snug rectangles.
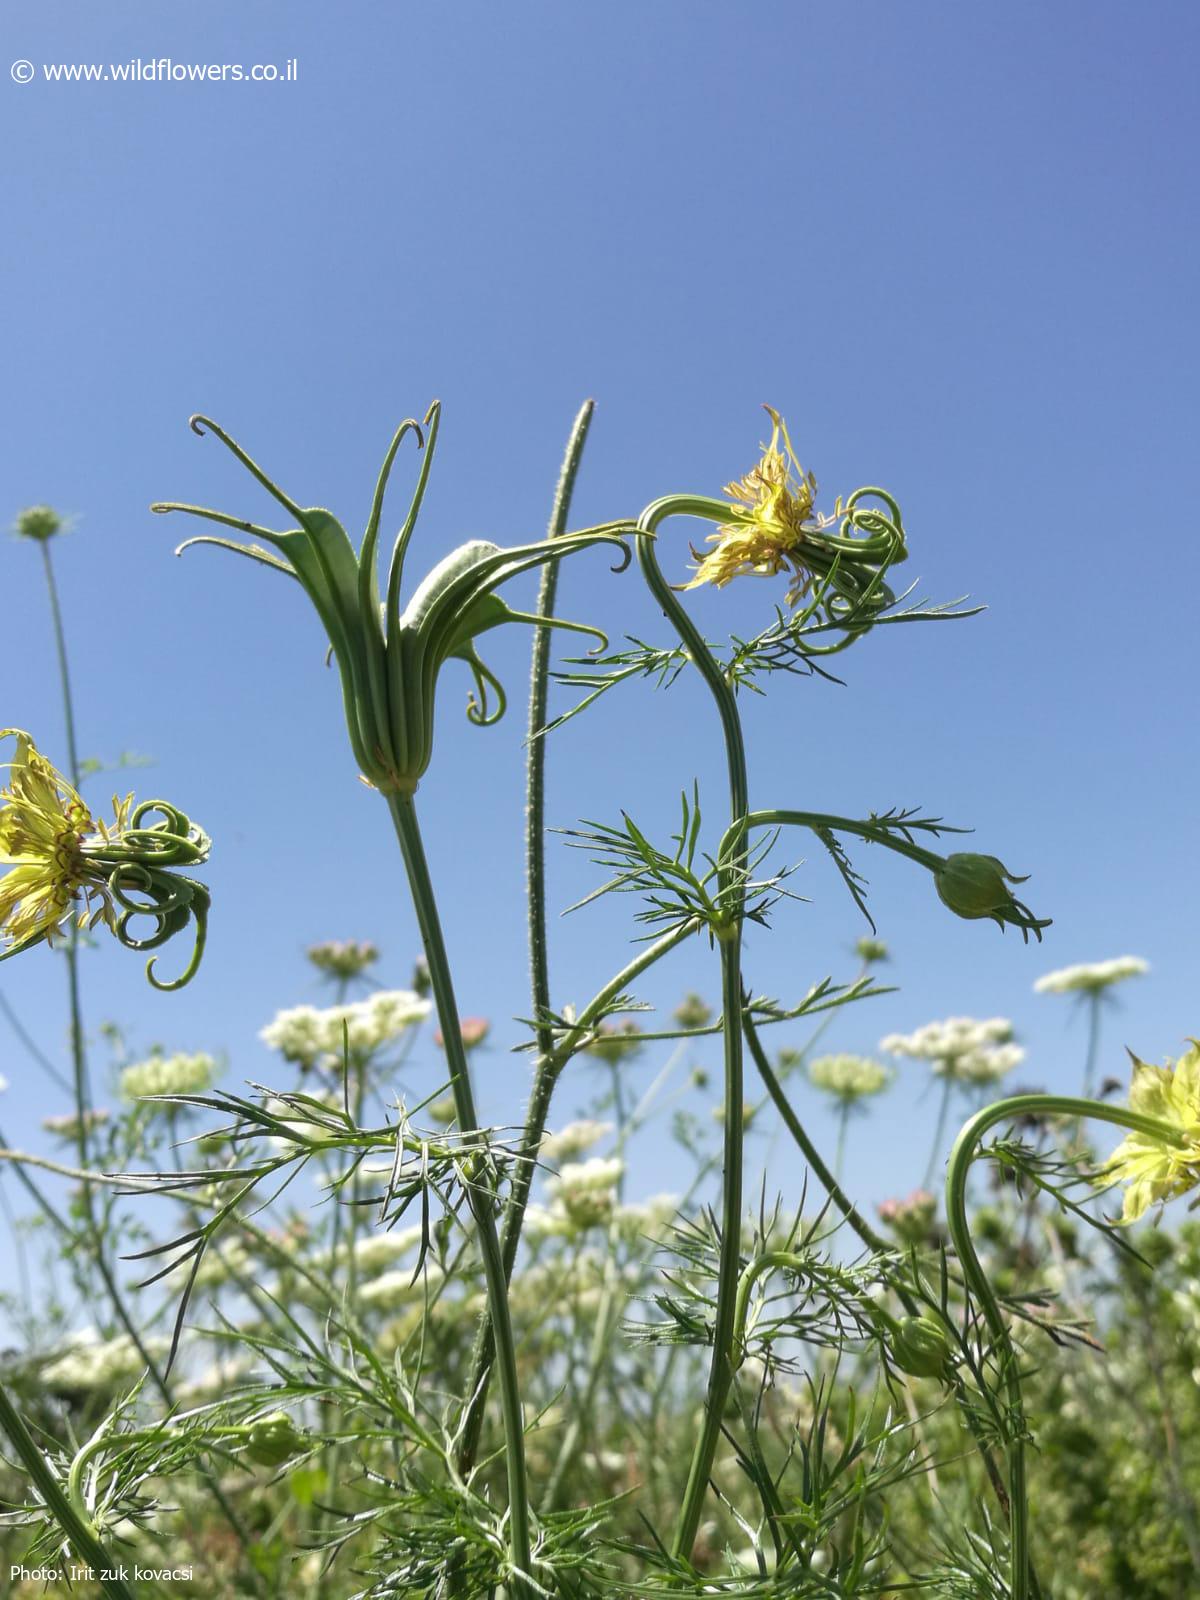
[1107,1043,1200,1222]
[0,730,117,953]
[0,730,211,987]
[683,407,834,604]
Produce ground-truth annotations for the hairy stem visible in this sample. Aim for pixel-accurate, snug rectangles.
[457,402,593,1478]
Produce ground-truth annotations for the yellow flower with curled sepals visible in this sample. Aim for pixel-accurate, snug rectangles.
[680,406,907,623]
[0,730,212,989]
[1107,1043,1200,1223]
[0,730,118,951]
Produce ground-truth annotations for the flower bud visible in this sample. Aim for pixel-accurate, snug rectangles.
[935,853,1027,921]
[14,505,64,542]
[885,1314,953,1380]
[243,1411,307,1467]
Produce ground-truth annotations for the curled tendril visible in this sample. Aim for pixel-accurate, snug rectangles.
[108,862,210,991]
[464,652,508,728]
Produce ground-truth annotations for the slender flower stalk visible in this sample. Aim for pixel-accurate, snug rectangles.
[944,1092,1192,1600]
[634,498,750,1561]
[387,792,533,1588]
[458,400,595,1477]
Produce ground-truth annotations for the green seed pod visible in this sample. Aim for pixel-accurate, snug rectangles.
[244,1411,307,1468]
[887,1314,953,1380]
[934,853,1027,922]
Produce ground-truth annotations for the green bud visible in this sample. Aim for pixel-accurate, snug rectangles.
[243,1411,307,1468]
[885,1314,953,1380]
[855,936,889,964]
[935,853,1028,922]
[14,505,65,542]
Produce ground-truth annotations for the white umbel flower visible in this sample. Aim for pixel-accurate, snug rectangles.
[119,1051,217,1105]
[880,1017,1022,1085]
[544,1156,625,1232]
[260,990,430,1070]
[42,1328,168,1393]
[358,1262,444,1309]
[807,1053,891,1102]
[1033,956,1148,995]
[540,1119,613,1162]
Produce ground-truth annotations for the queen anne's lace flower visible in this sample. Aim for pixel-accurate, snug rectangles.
[119,1050,217,1105]
[306,939,379,979]
[880,1017,1022,1083]
[358,1262,444,1310]
[260,989,430,1069]
[807,1053,891,1102]
[1034,956,1149,995]
[349,1226,424,1275]
[543,1156,625,1232]
[540,1119,613,1162]
[41,1328,169,1393]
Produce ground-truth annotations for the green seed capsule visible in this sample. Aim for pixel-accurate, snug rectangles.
[888,1315,953,1380]
[934,853,1027,922]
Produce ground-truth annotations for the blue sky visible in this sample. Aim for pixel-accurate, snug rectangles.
[2,2,1198,1294]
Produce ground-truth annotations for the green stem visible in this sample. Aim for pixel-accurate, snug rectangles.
[744,1016,892,1257]
[456,402,594,1478]
[528,400,594,1062]
[31,539,258,1573]
[0,1384,136,1599]
[634,505,749,1561]
[925,1074,955,1190]
[1083,991,1103,1100]
[944,1092,1187,1600]
[834,1099,851,1182]
[40,541,82,784]
[459,919,699,1476]
[745,1015,1021,1533]
[386,792,532,1591]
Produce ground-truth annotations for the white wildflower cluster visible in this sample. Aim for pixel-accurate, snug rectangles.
[263,1090,343,1149]
[175,1356,254,1403]
[1033,956,1149,995]
[880,1017,1024,1084]
[306,939,379,979]
[358,1261,444,1310]
[42,1108,110,1141]
[119,1051,218,1106]
[533,1156,626,1234]
[193,1238,254,1289]
[259,989,430,1070]
[806,1053,891,1102]
[540,1119,613,1162]
[613,1191,679,1243]
[41,1328,168,1393]
[508,1250,638,1316]
[348,1225,424,1275]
